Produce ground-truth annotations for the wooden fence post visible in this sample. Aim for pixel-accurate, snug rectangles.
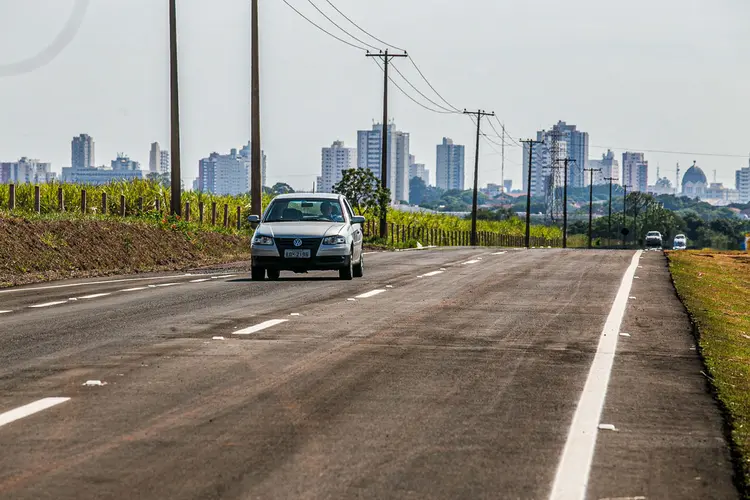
[199,202,204,223]
[236,206,241,230]
[185,201,191,222]
[155,198,161,213]
[8,184,15,210]
[101,192,107,215]
[81,189,87,213]
[34,186,40,213]
[120,195,126,217]
[211,202,217,225]
[223,204,229,227]
[137,197,143,213]
[390,223,394,246]
[58,187,64,211]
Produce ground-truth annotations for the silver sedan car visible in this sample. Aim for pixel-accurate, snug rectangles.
[248,193,365,281]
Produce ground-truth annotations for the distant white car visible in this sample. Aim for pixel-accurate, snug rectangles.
[673,234,687,250]
[645,231,663,249]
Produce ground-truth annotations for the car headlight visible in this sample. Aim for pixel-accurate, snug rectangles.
[322,235,346,245]
[253,235,274,246]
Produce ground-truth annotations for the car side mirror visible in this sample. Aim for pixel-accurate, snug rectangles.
[247,215,260,223]
[351,216,365,224]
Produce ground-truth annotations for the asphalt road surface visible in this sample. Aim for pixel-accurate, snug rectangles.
[0,248,738,499]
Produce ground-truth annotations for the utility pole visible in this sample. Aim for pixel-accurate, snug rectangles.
[250,0,262,217]
[366,49,408,239]
[622,184,630,248]
[501,122,505,194]
[521,139,544,249]
[604,177,616,248]
[584,167,602,249]
[463,109,495,246]
[553,158,575,248]
[168,0,182,216]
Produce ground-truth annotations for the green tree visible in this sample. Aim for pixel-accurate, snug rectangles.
[333,168,391,217]
[409,176,427,205]
[270,182,294,195]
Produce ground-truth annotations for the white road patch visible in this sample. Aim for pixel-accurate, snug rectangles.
[462,260,480,265]
[290,313,301,316]
[347,298,357,301]
[82,380,107,386]
[492,251,507,255]
[212,336,225,340]
[422,271,444,277]
[190,278,211,283]
[0,397,71,428]
[78,293,111,300]
[619,333,631,337]
[629,296,636,300]
[355,289,387,299]
[386,285,394,288]
[121,287,148,292]
[549,250,642,500]
[439,268,447,271]
[598,424,618,431]
[29,301,68,308]
[233,319,289,335]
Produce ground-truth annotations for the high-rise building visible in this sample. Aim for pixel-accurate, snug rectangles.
[357,123,410,203]
[590,149,619,185]
[196,144,267,195]
[547,121,589,188]
[435,137,465,191]
[62,154,143,184]
[503,179,512,193]
[238,142,267,187]
[159,150,170,174]
[523,131,568,198]
[112,153,140,171]
[736,160,750,203]
[71,134,95,170]
[622,152,649,192]
[149,142,161,173]
[0,157,56,184]
[317,140,356,193]
[409,162,429,185]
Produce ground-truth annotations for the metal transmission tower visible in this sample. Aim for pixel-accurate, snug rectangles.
[584,167,602,249]
[168,0,182,216]
[545,128,563,223]
[552,158,575,248]
[366,49,408,239]
[463,109,495,246]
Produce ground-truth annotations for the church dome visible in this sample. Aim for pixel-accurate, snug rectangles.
[682,163,707,187]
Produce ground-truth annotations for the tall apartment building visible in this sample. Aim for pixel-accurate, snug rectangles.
[590,149,619,185]
[546,121,589,188]
[196,143,267,195]
[316,140,356,193]
[238,142,267,187]
[159,150,170,173]
[0,157,56,184]
[149,142,161,173]
[71,134,95,169]
[111,153,140,171]
[622,152,649,192]
[737,160,750,203]
[357,123,410,203]
[408,154,429,185]
[435,137,465,191]
[62,153,143,184]
[522,131,568,198]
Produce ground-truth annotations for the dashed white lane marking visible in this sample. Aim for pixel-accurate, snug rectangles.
[0,397,70,428]
[0,274,198,294]
[121,287,148,292]
[492,251,507,255]
[462,259,481,265]
[78,293,111,300]
[212,275,236,279]
[190,278,211,283]
[422,271,444,277]
[233,319,289,335]
[154,283,180,287]
[355,289,387,299]
[28,301,68,308]
[0,310,11,314]
[549,250,642,500]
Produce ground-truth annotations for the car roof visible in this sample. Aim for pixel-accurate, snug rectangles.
[271,193,341,200]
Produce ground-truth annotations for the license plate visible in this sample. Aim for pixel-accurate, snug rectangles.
[284,249,310,259]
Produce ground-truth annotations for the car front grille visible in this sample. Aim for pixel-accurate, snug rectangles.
[275,237,322,255]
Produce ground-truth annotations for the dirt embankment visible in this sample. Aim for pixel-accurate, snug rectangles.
[0,217,250,287]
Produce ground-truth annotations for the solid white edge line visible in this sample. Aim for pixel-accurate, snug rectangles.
[0,397,71,428]
[233,319,289,335]
[28,301,68,308]
[189,279,211,283]
[120,287,148,292]
[355,289,387,299]
[78,293,111,300]
[548,250,643,500]
[0,274,205,294]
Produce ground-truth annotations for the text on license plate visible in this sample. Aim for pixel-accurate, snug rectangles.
[284,249,311,258]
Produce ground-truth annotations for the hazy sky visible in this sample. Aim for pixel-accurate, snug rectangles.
[2,0,749,191]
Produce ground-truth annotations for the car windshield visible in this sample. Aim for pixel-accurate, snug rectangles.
[263,198,345,223]
[647,232,660,236]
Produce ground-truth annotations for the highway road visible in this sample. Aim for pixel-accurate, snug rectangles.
[0,248,738,499]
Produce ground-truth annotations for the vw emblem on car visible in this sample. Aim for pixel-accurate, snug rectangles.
[293,238,303,247]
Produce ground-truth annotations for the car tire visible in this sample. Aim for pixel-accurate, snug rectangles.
[251,266,265,281]
[353,250,364,278]
[267,269,281,281]
[339,252,354,280]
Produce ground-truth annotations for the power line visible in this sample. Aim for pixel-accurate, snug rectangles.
[590,144,748,159]
[390,64,458,114]
[322,0,405,52]
[407,58,461,112]
[305,0,380,51]
[280,0,367,51]
[370,59,455,114]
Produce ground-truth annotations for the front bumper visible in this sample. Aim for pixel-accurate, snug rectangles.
[251,237,350,271]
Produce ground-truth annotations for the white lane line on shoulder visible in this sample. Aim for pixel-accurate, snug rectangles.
[0,274,199,294]
[0,397,71,428]
[121,287,148,292]
[190,278,212,283]
[492,251,507,255]
[549,250,642,500]
[29,301,68,308]
[233,319,289,335]
[355,289,387,299]
[422,270,444,277]
[78,293,111,300]
[462,259,480,265]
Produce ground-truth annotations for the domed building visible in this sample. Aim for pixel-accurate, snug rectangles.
[682,161,708,197]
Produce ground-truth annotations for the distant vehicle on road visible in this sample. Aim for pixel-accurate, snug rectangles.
[248,193,365,281]
[645,231,663,249]
[673,234,687,250]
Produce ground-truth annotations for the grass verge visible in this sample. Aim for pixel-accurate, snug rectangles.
[0,212,250,287]
[668,250,750,497]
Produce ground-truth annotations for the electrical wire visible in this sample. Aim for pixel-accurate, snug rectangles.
[323,0,405,52]
[590,145,748,159]
[371,59,456,114]
[305,0,380,51]
[407,58,462,112]
[280,0,368,51]
[390,64,458,114]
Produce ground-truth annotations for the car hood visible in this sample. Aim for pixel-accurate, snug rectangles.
[257,222,347,238]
